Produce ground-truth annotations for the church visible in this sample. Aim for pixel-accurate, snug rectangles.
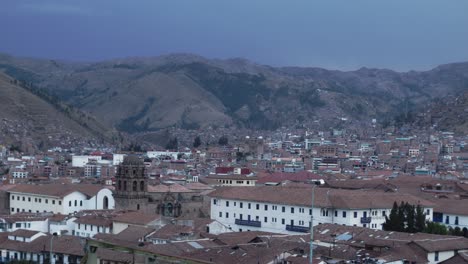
[114,156,207,218]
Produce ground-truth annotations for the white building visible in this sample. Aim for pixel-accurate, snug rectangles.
[8,184,114,215]
[147,151,191,160]
[11,170,29,179]
[209,186,433,234]
[0,230,83,263]
[73,213,113,238]
[71,155,102,168]
[112,153,126,166]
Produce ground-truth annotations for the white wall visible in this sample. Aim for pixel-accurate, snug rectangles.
[62,192,88,215]
[90,189,115,210]
[10,193,64,214]
[72,156,102,168]
[74,223,111,238]
[427,250,455,264]
[50,217,76,236]
[210,198,432,234]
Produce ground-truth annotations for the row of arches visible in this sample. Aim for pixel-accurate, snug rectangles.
[117,180,145,192]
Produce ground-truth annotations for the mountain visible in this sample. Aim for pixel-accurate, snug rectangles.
[1,53,467,135]
[0,71,118,151]
[412,90,468,134]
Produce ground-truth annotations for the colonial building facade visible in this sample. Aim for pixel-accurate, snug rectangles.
[209,186,433,234]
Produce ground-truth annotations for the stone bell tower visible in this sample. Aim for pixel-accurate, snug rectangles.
[114,156,148,211]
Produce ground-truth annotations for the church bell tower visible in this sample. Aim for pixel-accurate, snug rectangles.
[114,156,148,211]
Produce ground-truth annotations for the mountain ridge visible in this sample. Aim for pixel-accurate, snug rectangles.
[1,53,467,139]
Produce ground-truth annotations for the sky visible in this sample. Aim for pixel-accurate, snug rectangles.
[1,0,468,71]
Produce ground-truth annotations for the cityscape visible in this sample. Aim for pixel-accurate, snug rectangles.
[1,1,468,264]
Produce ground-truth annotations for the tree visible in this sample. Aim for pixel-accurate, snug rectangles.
[415,205,426,232]
[405,203,416,233]
[193,136,202,148]
[383,202,401,231]
[166,137,178,150]
[397,201,406,232]
[424,222,448,235]
[383,201,427,233]
[218,135,228,146]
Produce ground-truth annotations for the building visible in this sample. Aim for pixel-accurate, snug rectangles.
[71,155,102,168]
[8,184,114,215]
[0,230,84,263]
[114,156,206,218]
[209,186,433,234]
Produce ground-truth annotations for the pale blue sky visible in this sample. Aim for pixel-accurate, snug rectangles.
[1,0,468,70]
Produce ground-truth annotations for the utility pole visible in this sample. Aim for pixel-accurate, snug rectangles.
[309,184,317,264]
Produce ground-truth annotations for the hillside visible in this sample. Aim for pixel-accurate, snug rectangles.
[414,91,468,134]
[1,53,467,134]
[0,71,118,151]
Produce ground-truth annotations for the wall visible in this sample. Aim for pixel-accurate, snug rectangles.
[210,197,433,234]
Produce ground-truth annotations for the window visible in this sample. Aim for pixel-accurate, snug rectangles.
[219,212,222,217]
[11,195,14,200]
[382,211,386,217]
[85,224,87,230]
[226,212,229,218]
[264,217,268,223]
[80,200,83,206]
[91,226,93,231]
[291,207,294,214]
[455,216,459,225]
[213,199,217,205]
[240,214,243,220]
[45,199,48,204]
[282,219,285,224]
[140,181,145,191]
[434,251,439,262]
[17,196,19,201]
[264,205,268,211]
[75,200,77,206]
[39,198,42,203]
[299,208,305,213]
[299,220,305,225]
[28,197,31,202]
[272,218,277,223]
[445,215,450,224]
[132,181,137,191]
[248,203,251,209]
[256,204,260,210]
[342,211,347,218]
[240,202,243,208]
[52,200,55,205]
[282,206,286,213]
[234,202,237,206]
[35,198,37,202]
[354,212,358,218]
[11,208,14,212]
[335,211,338,217]
[59,201,62,205]
[309,209,312,215]
[226,201,229,207]
[272,205,277,210]
[78,223,81,229]
[22,197,25,201]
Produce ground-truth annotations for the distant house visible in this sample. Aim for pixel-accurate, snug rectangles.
[8,184,114,214]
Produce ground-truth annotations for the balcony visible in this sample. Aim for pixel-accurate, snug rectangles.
[235,219,261,227]
[286,225,310,233]
[360,217,372,224]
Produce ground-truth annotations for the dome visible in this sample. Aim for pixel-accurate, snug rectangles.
[122,155,143,165]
